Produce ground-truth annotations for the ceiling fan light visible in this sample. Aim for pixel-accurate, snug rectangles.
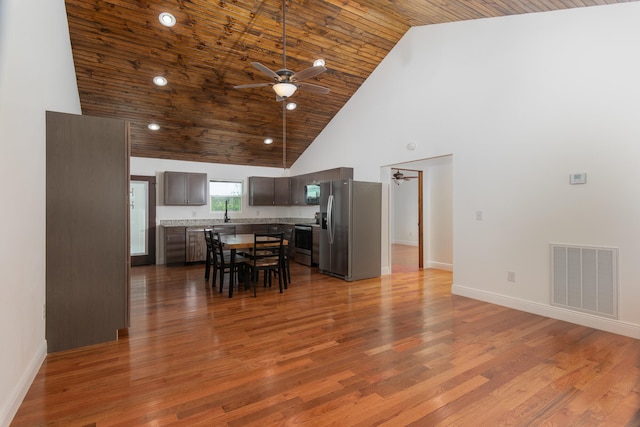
[273,82,297,98]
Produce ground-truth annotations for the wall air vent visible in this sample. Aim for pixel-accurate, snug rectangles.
[551,244,618,319]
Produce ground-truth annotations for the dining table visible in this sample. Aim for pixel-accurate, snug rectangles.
[219,234,289,297]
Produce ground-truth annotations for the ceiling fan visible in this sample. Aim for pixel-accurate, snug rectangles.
[233,0,330,101]
[392,169,419,185]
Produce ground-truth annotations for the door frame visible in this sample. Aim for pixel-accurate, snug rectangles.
[130,175,156,266]
[390,167,424,271]
[417,170,424,269]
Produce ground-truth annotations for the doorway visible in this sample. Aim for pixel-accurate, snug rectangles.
[388,156,453,274]
[391,168,423,271]
[130,175,156,266]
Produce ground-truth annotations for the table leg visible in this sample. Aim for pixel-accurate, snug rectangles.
[229,249,236,298]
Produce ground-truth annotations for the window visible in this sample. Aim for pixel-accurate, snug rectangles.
[210,180,243,212]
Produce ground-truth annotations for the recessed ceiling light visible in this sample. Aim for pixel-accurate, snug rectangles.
[286,102,297,111]
[153,76,168,86]
[159,12,176,27]
[148,123,160,131]
[264,138,274,145]
[313,59,325,67]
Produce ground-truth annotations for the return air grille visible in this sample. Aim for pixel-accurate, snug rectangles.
[551,244,618,319]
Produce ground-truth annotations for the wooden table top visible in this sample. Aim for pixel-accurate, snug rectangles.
[219,234,288,250]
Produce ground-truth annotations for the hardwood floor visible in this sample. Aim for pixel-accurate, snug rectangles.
[12,257,640,426]
[392,244,419,273]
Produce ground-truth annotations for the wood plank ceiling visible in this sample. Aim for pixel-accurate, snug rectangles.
[65,0,633,168]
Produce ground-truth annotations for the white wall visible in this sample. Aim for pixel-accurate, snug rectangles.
[0,0,81,424]
[295,3,640,337]
[425,156,453,270]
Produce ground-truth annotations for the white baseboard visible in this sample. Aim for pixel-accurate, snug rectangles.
[451,284,640,339]
[392,240,418,246]
[1,340,46,427]
[427,261,453,271]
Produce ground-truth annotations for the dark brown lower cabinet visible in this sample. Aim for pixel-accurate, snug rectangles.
[186,227,207,263]
[46,111,130,353]
[165,226,186,264]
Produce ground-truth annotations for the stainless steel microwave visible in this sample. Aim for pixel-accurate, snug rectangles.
[304,184,320,205]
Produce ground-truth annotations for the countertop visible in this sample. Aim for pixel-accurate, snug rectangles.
[160,218,316,227]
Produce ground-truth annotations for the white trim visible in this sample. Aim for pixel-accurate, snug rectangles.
[1,341,46,426]
[393,240,418,246]
[427,261,453,271]
[451,284,640,339]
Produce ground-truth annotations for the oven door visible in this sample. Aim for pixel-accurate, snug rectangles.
[294,225,312,266]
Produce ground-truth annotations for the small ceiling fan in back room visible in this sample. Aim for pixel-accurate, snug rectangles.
[233,0,331,101]
[392,169,419,185]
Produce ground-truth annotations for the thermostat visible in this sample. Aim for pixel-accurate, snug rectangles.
[569,173,587,185]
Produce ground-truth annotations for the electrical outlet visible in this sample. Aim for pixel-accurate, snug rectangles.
[507,272,516,282]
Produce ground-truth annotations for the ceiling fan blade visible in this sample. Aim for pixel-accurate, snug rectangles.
[251,62,280,80]
[297,82,331,94]
[291,65,326,82]
[233,82,272,89]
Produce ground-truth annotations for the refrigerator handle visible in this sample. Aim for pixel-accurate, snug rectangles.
[327,194,334,244]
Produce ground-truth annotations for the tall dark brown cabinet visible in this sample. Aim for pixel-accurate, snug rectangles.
[46,111,130,353]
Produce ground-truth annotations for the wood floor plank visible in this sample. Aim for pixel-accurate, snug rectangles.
[10,249,640,426]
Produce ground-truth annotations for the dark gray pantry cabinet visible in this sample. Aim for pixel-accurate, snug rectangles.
[46,111,130,353]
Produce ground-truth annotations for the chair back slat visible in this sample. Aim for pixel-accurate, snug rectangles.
[244,232,285,296]
[251,232,284,265]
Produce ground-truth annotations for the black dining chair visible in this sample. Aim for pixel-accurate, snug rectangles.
[203,228,215,281]
[265,226,292,288]
[281,228,293,288]
[243,232,285,297]
[211,231,247,297]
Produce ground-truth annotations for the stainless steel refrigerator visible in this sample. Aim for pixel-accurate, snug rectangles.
[319,179,382,281]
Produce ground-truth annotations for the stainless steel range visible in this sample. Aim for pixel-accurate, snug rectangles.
[294,224,313,266]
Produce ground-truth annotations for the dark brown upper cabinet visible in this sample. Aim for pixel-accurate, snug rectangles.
[164,172,207,206]
[249,176,290,206]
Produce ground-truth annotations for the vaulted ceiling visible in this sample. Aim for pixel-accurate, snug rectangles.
[65,0,631,168]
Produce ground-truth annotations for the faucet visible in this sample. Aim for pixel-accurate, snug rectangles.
[224,200,230,223]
